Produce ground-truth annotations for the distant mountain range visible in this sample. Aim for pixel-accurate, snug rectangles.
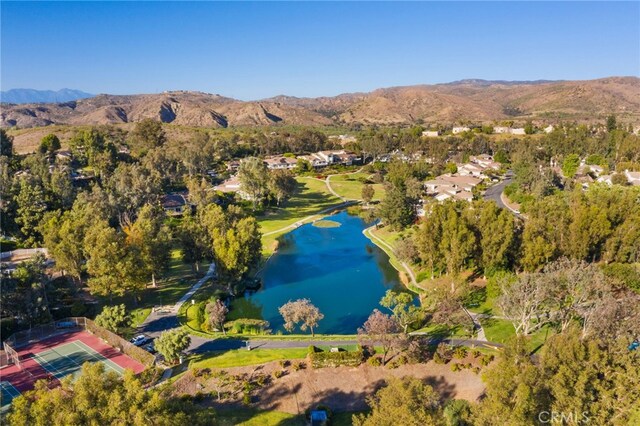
[1,77,639,129]
[0,88,94,104]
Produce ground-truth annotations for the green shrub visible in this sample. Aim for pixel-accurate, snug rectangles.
[367,356,382,367]
[471,349,482,359]
[433,352,445,364]
[450,363,461,372]
[293,361,305,371]
[138,367,163,385]
[395,354,408,366]
[242,393,251,405]
[480,354,495,366]
[473,366,482,374]
[309,348,364,368]
[195,302,206,329]
[279,359,289,368]
[308,345,320,354]
[225,319,270,335]
[453,346,468,360]
[256,374,267,387]
[70,301,86,317]
[435,343,453,363]
[272,370,285,379]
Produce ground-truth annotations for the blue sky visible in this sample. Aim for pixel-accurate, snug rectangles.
[1,1,638,100]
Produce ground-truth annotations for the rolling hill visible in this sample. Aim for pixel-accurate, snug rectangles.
[2,77,639,129]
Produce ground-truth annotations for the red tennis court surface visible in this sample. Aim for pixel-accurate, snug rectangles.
[0,330,145,393]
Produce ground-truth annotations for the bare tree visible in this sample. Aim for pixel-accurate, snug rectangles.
[358,309,404,365]
[278,299,324,337]
[498,273,550,336]
[581,291,640,340]
[206,299,229,335]
[543,259,609,333]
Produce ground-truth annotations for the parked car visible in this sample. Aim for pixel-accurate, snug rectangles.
[130,335,149,346]
[143,342,156,354]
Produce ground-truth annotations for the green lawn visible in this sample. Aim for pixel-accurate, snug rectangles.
[216,409,364,426]
[312,219,341,228]
[481,318,554,353]
[258,177,343,255]
[218,409,303,426]
[189,348,309,369]
[329,172,385,201]
[189,344,365,369]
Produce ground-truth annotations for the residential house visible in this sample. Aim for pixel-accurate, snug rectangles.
[596,175,613,185]
[226,160,241,172]
[544,125,555,134]
[469,154,500,170]
[452,126,471,134]
[161,193,189,215]
[334,151,359,165]
[214,176,246,196]
[306,150,358,166]
[422,130,439,137]
[453,190,474,202]
[493,126,511,134]
[56,150,73,162]
[298,154,328,168]
[424,177,455,194]
[587,165,605,177]
[435,192,452,202]
[458,163,487,178]
[511,128,526,135]
[264,156,297,170]
[441,175,483,192]
[624,170,640,186]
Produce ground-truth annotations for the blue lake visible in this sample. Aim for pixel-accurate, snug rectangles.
[243,211,403,334]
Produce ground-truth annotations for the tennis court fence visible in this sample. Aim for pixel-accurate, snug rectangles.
[2,317,155,369]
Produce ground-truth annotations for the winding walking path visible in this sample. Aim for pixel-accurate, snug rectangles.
[139,263,216,338]
[324,168,363,201]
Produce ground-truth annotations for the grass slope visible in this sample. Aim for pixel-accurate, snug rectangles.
[329,172,385,201]
[258,177,342,255]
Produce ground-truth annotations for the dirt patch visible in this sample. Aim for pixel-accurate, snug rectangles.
[175,359,485,415]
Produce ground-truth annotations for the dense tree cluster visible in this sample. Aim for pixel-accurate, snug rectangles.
[474,333,640,426]
[412,184,639,279]
[7,363,214,426]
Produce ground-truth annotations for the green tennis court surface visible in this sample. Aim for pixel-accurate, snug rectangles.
[1,381,21,414]
[32,340,124,380]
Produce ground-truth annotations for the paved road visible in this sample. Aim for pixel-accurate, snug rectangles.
[483,176,512,209]
[186,336,502,355]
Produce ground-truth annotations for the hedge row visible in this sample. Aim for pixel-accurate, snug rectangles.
[308,346,364,368]
[85,319,155,367]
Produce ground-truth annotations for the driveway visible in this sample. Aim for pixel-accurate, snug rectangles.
[139,263,216,338]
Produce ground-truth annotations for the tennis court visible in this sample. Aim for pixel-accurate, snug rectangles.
[32,340,124,380]
[1,381,21,414]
